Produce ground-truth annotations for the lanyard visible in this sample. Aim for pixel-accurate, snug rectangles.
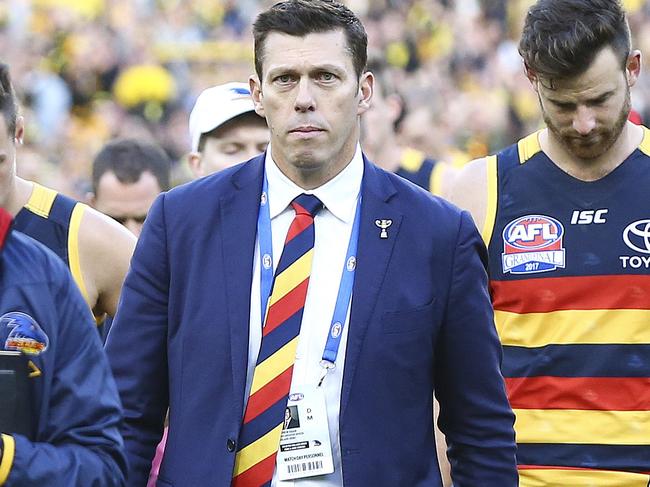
[318,196,361,386]
[257,175,274,322]
[256,177,362,386]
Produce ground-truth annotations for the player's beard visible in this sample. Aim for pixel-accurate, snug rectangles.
[542,87,631,161]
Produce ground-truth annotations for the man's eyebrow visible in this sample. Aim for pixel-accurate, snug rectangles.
[546,90,616,105]
[267,64,347,76]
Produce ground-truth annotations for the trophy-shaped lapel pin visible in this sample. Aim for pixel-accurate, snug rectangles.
[375,219,392,239]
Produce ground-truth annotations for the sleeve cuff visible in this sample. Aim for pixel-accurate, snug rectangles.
[0,434,15,485]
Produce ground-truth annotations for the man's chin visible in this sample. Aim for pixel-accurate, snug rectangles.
[566,144,602,160]
[286,147,325,168]
[559,133,612,160]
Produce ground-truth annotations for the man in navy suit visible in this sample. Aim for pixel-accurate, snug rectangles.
[106,1,517,486]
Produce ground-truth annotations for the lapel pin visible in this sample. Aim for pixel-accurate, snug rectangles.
[375,219,392,239]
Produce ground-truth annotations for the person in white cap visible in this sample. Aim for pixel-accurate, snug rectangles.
[187,81,269,178]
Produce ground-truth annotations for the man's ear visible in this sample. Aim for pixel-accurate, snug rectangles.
[14,116,24,144]
[250,75,265,118]
[357,71,374,115]
[188,152,204,179]
[626,50,642,87]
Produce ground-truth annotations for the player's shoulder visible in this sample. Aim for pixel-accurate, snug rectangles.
[453,157,487,188]
[77,204,136,254]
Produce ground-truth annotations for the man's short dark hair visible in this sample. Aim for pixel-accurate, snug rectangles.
[253,0,368,81]
[519,0,631,83]
[92,138,172,193]
[0,64,18,138]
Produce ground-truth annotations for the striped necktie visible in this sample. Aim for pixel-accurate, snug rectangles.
[232,193,323,487]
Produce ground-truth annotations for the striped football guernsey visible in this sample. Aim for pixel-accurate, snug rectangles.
[483,129,650,486]
[14,183,101,322]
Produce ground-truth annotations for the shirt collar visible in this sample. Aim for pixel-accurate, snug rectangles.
[264,144,363,223]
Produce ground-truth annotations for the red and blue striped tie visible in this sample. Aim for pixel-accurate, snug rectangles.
[232,194,323,487]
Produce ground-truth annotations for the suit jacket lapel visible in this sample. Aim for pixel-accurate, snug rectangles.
[220,156,265,416]
[340,158,402,417]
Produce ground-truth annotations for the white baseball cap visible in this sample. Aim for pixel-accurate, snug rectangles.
[188,82,258,152]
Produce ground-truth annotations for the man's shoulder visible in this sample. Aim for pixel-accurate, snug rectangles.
[368,164,478,259]
[151,157,263,235]
[165,157,261,206]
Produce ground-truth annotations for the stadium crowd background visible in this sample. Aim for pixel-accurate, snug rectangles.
[1,0,649,199]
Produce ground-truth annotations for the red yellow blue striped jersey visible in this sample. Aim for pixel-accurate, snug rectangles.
[14,183,95,314]
[484,129,650,486]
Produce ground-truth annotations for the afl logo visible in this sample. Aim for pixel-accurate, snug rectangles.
[289,393,304,402]
[502,215,566,274]
[623,220,650,254]
[503,215,563,249]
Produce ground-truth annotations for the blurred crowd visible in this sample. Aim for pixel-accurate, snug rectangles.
[2,0,650,199]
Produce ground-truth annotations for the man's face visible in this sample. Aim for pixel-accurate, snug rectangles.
[194,116,269,177]
[0,117,17,210]
[251,29,373,188]
[91,170,162,237]
[534,46,636,161]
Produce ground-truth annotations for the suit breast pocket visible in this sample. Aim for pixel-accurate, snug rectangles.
[381,298,437,334]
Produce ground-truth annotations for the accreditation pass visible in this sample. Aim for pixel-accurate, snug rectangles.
[277,386,334,480]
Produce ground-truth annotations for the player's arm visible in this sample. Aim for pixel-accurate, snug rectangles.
[447,157,488,231]
[78,207,137,317]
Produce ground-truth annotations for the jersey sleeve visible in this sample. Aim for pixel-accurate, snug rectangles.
[1,256,126,487]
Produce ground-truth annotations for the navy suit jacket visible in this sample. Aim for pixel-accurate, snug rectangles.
[106,154,517,486]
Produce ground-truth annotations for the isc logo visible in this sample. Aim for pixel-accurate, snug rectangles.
[570,209,608,225]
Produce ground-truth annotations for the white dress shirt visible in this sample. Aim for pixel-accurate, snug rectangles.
[246,145,364,486]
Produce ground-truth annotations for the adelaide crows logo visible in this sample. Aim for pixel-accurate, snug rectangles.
[1,312,49,355]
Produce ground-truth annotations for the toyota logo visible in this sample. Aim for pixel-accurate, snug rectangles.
[623,219,650,254]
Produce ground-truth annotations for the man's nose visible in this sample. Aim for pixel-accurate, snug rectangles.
[294,78,316,112]
[572,105,596,135]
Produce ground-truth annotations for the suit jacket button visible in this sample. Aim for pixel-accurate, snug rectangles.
[227,438,236,452]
